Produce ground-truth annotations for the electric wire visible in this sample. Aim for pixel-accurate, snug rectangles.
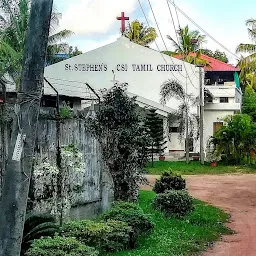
[170,0,200,87]
[171,0,200,80]
[146,0,186,80]
[168,0,239,60]
[137,0,192,86]
[137,0,169,66]
[141,0,199,89]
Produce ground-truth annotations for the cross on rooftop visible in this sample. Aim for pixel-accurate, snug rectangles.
[117,12,129,34]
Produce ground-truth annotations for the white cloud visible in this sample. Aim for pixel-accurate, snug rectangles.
[59,0,137,35]
[54,0,252,65]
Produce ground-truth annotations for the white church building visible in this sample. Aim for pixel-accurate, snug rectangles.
[43,36,242,157]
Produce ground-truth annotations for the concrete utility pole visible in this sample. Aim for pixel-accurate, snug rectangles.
[199,66,205,164]
[0,0,53,255]
[0,80,6,190]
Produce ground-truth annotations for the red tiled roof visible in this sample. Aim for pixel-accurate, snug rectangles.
[174,53,240,72]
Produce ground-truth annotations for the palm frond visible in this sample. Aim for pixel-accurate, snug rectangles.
[246,18,256,27]
[140,27,157,46]
[21,213,58,254]
[167,35,182,53]
[236,43,256,54]
[23,222,59,241]
[124,20,157,46]
[48,29,74,44]
[160,79,186,104]
[50,8,61,32]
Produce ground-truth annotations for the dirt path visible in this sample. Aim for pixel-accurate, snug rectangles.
[142,174,256,256]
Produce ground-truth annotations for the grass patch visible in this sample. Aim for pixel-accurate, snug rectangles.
[146,161,256,175]
[108,190,231,256]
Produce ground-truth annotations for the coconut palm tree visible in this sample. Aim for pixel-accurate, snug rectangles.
[124,20,157,46]
[0,0,73,84]
[167,25,208,66]
[21,212,59,255]
[236,19,256,89]
[160,79,199,163]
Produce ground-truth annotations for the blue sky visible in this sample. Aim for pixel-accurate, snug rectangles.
[54,0,256,64]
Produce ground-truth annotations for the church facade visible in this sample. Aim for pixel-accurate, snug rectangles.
[43,36,242,158]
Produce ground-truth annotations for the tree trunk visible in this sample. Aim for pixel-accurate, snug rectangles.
[0,82,6,195]
[0,1,53,255]
[185,111,189,164]
[151,144,154,167]
[113,177,138,202]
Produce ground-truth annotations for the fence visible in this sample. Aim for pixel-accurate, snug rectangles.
[0,117,113,219]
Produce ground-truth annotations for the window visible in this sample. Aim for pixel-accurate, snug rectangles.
[213,122,223,134]
[41,98,57,108]
[220,97,229,103]
[169,127,178,133]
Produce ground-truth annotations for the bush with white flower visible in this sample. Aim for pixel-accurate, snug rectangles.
[32,144,85,221]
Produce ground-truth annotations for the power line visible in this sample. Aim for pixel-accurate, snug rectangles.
[146,0,199,89]
[172,0,200,80]
[166,0,200,82]
[141,0,198,89]
[136,0,170,67]
[137,0,193,87]
[168,0,239,60]
[146,0,188,80]
[166,0,179,47]
[147,0,169,51]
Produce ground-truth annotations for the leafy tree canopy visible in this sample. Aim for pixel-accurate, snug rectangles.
[242,86,256,121]
[212,114,256,164]
[0,0,73,83]
[88,84,149,201]
[201,49,229,63]
[145,108,167,166]
[69,46,83,57]
[236,19,256,89]
[124,20,157,46]
[167,25,208,66]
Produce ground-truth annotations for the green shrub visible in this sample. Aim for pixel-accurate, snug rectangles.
[61,220,131,252]
[153,171,186,193]
[26,236,99,256]
[153,190,194,217]
[21,213,59,255]
[59,106,73,119]
[101,202,154,238]
[112,201,141,211]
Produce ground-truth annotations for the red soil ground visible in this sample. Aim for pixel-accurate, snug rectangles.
[142,174,256,256]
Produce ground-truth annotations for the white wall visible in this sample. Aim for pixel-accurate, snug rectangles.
[44,36,200,112]
[44,37,243,154]
[204,103,241,111]
[201,110,235,151]
[168,133,184,151]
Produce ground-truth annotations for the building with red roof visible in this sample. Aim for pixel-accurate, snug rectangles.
[174,52,241,87]
[174,52,242,152]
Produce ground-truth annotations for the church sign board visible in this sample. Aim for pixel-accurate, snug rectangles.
[65,63,183,72]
